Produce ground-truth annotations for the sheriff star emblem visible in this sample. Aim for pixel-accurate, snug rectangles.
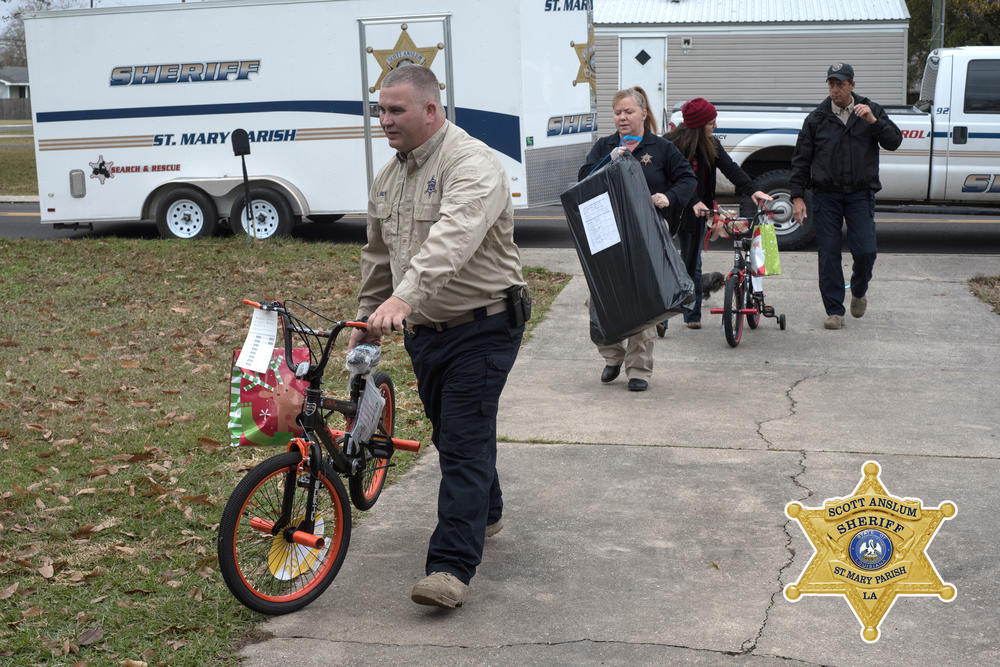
[640,153,652,165]
[785,461,956,642]
[367,25,443,93]
[570,26,595,94]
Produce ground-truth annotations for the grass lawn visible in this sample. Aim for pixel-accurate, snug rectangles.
[0,146,37,196]
[0,237,569,665]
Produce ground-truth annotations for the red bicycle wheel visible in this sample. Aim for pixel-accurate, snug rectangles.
[723,273,745,347]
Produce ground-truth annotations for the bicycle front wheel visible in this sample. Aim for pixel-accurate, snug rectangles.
[218,451,351,615]
[745,284,761,329]
[348,371,395,511]
[723,274,745,347]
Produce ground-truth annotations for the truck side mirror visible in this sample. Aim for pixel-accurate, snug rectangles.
[232,128,251,156]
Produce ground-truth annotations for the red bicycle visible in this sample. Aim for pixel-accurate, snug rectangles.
[708,205,787,347]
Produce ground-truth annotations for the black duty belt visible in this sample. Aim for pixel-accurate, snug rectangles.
[405,301,507,335]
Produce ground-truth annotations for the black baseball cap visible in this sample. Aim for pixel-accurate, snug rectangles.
[827,62,854,82]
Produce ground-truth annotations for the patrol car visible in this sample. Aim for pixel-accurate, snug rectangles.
[668,47,1000,249]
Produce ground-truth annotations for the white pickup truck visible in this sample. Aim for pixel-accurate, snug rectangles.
[669,46,1000,249]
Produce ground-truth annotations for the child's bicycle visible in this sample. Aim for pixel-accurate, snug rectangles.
[217,299,420,615]
[707,205,787,347]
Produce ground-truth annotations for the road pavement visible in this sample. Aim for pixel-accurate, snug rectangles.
[240,248,1000,666]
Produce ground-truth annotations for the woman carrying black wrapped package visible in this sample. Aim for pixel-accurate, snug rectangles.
[665,98,771,329]
[578,86,696,392]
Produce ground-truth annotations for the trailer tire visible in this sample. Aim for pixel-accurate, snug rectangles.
[230,187,294,239]
[742,169,815,250]
[155,187,218,240]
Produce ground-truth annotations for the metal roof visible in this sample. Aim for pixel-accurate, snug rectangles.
[0,66,29,85]
[594,0,910,25]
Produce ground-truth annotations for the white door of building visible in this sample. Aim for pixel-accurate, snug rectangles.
[619,37,666,132]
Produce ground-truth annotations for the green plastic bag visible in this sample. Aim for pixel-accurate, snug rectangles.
[758,223,781,275]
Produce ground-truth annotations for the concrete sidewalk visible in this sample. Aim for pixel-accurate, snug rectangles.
[241,249,1000,666]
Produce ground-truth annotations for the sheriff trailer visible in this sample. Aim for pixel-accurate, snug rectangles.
[24,0,596,239]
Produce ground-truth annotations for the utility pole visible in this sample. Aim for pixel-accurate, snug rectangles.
[930,0,946,51]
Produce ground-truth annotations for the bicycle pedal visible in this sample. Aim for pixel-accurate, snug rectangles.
[369,444,393,459]
[762,306,775,317]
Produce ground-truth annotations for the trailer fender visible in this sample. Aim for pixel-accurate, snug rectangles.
[144,177,309,223]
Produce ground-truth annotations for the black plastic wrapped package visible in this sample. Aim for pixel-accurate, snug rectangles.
[561,151,694,345]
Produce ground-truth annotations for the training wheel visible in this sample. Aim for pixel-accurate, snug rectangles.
[778,313,787,330]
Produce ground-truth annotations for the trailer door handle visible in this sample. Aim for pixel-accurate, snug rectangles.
[952,126,968,144]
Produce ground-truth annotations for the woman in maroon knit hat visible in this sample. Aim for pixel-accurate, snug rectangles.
[664,97,771,329]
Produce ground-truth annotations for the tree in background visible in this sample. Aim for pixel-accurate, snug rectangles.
[1,1,61,67]
[906,0,1000,102]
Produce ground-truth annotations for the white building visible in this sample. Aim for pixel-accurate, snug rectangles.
[592,0,910,131]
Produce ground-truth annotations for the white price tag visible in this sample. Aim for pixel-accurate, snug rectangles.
[235,308,278,373]
[579,191,621,254]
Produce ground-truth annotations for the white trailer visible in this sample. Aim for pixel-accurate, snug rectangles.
[24,0,596,239]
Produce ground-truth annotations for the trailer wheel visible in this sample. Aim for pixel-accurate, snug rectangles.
[156,188,218,240]
[230,188,294,239]
[741,169,815,250]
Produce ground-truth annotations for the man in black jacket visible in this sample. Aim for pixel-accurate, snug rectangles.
[790,63,902,330]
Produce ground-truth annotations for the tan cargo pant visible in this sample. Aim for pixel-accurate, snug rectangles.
[596,325,656,381]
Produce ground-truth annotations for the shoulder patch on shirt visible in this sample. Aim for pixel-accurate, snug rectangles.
[426,177,437,196]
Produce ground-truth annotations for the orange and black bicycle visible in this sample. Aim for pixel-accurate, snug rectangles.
[217,299,419,615]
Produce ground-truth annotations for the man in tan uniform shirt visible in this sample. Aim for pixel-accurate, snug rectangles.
[348,65,528,609]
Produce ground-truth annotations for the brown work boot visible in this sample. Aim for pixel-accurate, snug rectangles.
[485,517,504,538]
[824,315,844,330]
[411,572,467,608]
[850,295,867,318]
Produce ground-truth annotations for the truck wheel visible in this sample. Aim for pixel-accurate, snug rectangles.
[742,169,815,250]
[230,187,294,239]
[156,187,218,240]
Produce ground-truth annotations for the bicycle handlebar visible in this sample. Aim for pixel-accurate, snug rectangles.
[243,299,368,378]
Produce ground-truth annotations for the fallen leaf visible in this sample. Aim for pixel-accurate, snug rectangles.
[0,582,18,599]
[76,488,97,496]
[77,627,103,646]
[119,660,147,667]
[187,586,202,601]
[22,606,44,618]
[38,564,54,579]
[72,525,95,539]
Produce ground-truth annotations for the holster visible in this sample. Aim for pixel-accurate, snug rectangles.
[504,285,531,328]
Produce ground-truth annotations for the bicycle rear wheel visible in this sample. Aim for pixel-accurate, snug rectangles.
[723,274,745,347]
[218,451,351,615]
[348,371,395,511]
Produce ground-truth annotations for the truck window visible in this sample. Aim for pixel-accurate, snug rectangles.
[964,60,1000,113]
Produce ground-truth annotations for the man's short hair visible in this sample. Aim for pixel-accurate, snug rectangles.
[381,65,442,105]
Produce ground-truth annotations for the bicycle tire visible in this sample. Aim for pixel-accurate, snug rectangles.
[723,274,745,347]
[746,283,761,329]
[217,451,351,615]
[348,371,395,511]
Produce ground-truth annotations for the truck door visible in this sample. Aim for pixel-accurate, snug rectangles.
[944,57,1000,202]
[359,15,455,191]
[619,38,666,130]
